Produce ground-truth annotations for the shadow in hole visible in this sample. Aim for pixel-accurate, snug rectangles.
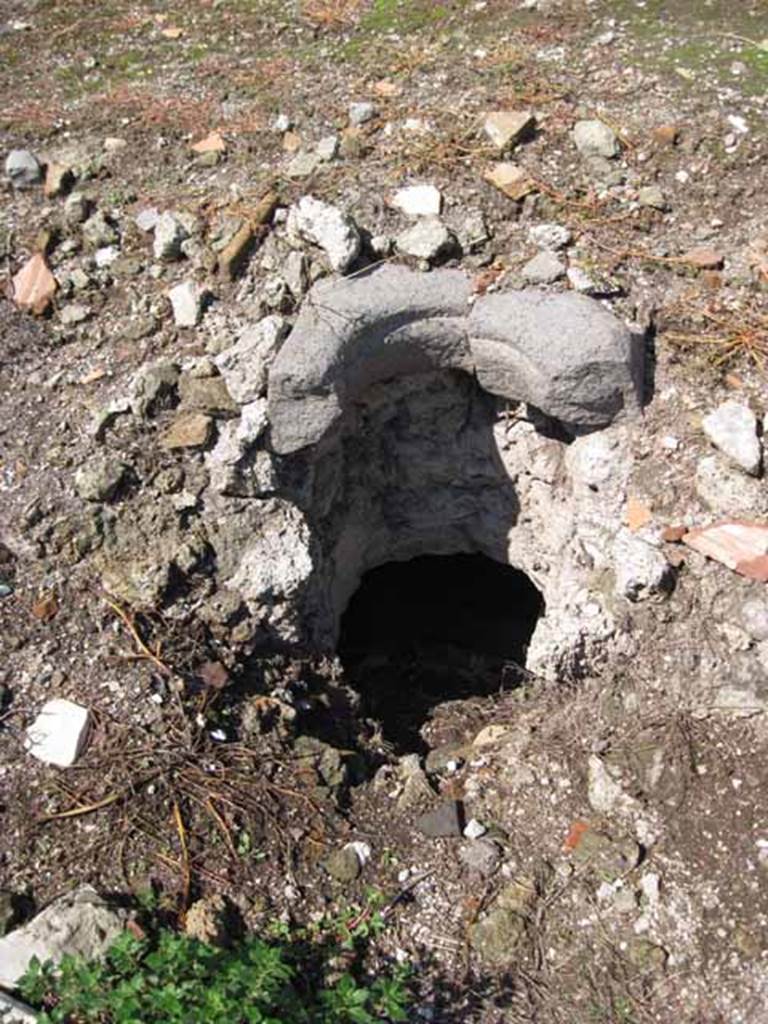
[337,553,544,755]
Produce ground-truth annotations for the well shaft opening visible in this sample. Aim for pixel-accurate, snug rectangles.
[337,553,544,754]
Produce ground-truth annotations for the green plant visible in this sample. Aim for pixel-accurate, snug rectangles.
[19,912,410,1024]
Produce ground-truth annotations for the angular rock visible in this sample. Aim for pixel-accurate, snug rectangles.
[0,887,125,989]
[463,818,487,840]
[135,207,159,233]
[95,245,119,268]
[215,315,289,403]
[206,421,276,497]
[392,184,442,218]
[470,877,537,965]
[473,724,510,747]
[415,800,464,838]
[566,265,600,294]
[587,755,637,815]
[695,455,768,517]
[59,302,89,326]
[470,905,525,964]
[282,251,308,298]
[528,222,571,251]
[153,211,188,261]
[239,398,270,442]
[324,846,362,883]
[458,838,502,877]
[286,151,321,179]
[168,280,204,327]
[484,162,535,200]
[5,149,41,189]
[483,110,535,151]
[522,251,565,284]
[161,412,213,450]
[74,457,127,502]
[63,192,90,226]
[129,360,180,418]
[286,196,361,273]
[11,253,56,315]
[638,185,666,210]
[82,210,117,248]
[612,530,673,602]
[315,134,339,162]
[396,765,436,811]
[267,265,642,453]
[0,990,38,1022]
[191,131,226,155]
[573,119,620,159]
[177,376,236,418]
[395,218,454,261]
[215,500,314,641]
[348,101,376,126]
[43,162,73,198]
[569,827,641,879]
[702,400,761,476]
[25,698,90,767]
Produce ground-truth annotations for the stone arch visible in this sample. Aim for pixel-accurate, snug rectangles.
[267,263,643,455]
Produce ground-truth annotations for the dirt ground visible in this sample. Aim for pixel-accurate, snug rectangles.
[1,1,768,1021]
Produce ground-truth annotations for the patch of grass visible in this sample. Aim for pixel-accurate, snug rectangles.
[360,0,449,35]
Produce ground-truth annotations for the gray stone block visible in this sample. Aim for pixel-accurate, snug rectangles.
[467,289,641,428]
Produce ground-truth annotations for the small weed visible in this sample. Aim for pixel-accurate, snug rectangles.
[19,910,411,1023]
[302,0,364,31]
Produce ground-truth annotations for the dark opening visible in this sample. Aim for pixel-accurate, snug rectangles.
[337,553,544,754]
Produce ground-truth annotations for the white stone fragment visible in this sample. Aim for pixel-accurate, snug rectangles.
[25,698,90,767]
[395,218,454,261]
[392,184,442,218]
[153,210,189,261]
[94,245,118,268]
[573,119,620,159]
[349,101,376,126]
[315,134,339,162]
[567,265,599,294]
[528,222,572,251]
[0,886,127,990]
[168,280,204,327]
[463,818,487,839]
[640,872,660,906]
[286,196,361,273]
[347,841,372,866]
[135,207,160,233]
[215,315,289,403]
[238,398,270,443]
[701,400,761,476]
[587,755,636,815]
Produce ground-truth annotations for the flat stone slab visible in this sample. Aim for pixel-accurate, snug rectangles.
[267,265,642,454]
